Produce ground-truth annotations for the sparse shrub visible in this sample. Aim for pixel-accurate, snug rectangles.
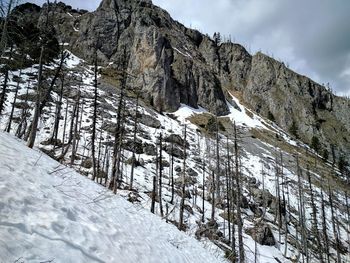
[322,149,329,161]
[289,120,299,139]
[205,116,225,133]
[338,155,348,174]
[311,135,321,153]
[267,111,275,122]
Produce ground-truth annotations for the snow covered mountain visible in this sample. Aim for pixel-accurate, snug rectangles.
[0,131,223,263]
[0,1,349,263]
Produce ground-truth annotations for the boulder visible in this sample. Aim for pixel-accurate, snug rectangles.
[143,143,157,156]
[138,113,161,129]
[164,134,189,148]
[81,158,93,169]
[247,223,275,246]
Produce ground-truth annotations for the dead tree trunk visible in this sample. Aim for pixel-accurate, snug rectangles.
[170,140,175,204]
[61,98,69,154]
[16,83,30,139]
[320,183,330,263]
[328,181,341,263]
[211,170,215,222]
[27,45,44,148]
[110,50,128,192]
[306,165,323,262]
[91,47,99,181]
[151,176,156,214]
[0,0,14,56]
[179,124,187,230]
[225,136,231,242]
[202,143,206,223]
[215,114,220,200]
[158,133,164,217]
[70,90,80,165]
[296,156,308,263]
[39,48,67,113]
[0,45,13,117]
[129,91,139,190]
[6,67,22,133]
[52,75,64,150]
[234,122,244,262]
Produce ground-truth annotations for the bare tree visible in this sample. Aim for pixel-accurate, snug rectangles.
[179,124,187,230]
[158,132,164,217]
[328,180,341,263]
[70,89,81,165]
[0,0,15,56]
[201,139,206,223]
[234,122,244,262]
[129,89,140,190]
[225,136,231,242]
[91,43,99,181]
[306,165,324,262]
[296,155,308,263]
[27,44,44,148]
[110,49,128,192]
[320,182,330,263]
[151,175,156,214]
[51,75,64,150]
[0,45,13,117]
[170,139,175,204]
[215,114,220,200]
[6,60,23,133]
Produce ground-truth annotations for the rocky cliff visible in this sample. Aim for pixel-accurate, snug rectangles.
[13,0,350,158]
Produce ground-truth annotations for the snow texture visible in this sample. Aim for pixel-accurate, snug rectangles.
[0,132,224,263]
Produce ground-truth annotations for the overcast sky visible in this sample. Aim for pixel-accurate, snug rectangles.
[28,0,350,95]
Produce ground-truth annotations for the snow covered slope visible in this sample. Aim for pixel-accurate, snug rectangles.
[0,131,224,263]
[1,49,349,263]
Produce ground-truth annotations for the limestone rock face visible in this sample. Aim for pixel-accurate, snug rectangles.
[15,0,350,156]
[35,0,229,115]
[219,43,252,91]
[243,52,350,156]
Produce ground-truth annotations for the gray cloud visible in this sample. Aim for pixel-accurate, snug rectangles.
[27,0,350,95]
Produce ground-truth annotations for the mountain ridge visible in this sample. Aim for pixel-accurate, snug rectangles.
[1,8,350,260]
[24,0,349,159]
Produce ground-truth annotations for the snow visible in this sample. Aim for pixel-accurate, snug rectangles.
[1,49,349,263]
[226,93,267,129]
[173,47,192,58]
[172,104,207,123]
[0,132,224,263]
[64,50,84,69]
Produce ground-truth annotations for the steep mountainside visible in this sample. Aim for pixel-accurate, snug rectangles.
[1,1,350,263]
[0,131,223,263]
[14,0,349,158]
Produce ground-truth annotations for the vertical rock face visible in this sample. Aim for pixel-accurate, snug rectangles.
[218,43,252,91]
[15,0,350,156]
[38,0,228,115]
[242,52,350,155]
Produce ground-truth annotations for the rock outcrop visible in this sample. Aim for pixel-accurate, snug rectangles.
[11,0,350,157]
